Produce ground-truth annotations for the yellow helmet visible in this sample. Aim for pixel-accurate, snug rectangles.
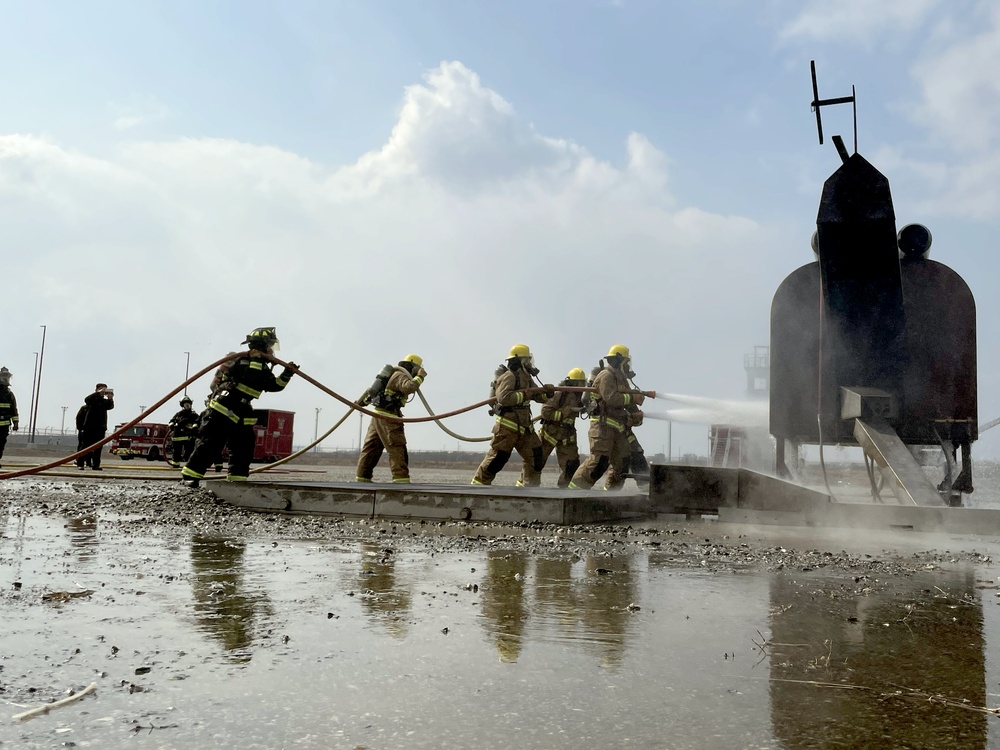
[508,343,531,359]
[404,354,423,367]
[566,368,586,382]
[607,344,630,359]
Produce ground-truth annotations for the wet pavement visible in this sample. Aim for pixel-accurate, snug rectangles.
[4,479,1000,748]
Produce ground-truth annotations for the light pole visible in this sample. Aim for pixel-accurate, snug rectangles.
[183,352,191,396]
[29,325,46,444]
[28,352,38,438]
[61,406,68,435]
[314,407,321,451]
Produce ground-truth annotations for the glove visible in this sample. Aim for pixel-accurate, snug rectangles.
[632,391,645,406]
[11,421,18,432]
[286,361,299,370]
[544,383,556,397]
[630,410,644,427]
[417,367,427,379]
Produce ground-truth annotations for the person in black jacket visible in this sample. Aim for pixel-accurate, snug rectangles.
[76,383,115,470]
[181,327,295,487]
[0,366,18,468]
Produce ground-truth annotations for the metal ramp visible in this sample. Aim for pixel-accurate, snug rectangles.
[852,418,944,507]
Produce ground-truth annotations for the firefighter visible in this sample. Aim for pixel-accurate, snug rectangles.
[533,367,586,488]
[472,344,553,487]
[355,354,427,484]
[568,345,645,490]
[0,366,18,468]
[168,396,200,467]
[181,327,296,487]
[604,356,651,491]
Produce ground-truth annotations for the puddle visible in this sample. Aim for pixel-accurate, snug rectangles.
[2,510,1000,748]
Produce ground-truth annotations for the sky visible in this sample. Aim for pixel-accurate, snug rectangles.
[2,0,1000,460]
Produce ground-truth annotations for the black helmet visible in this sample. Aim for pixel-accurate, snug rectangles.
[242,326,279,353]
[180,396,193,406]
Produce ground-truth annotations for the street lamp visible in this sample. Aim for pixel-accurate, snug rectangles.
[183,352,191,396]
[61,406,68,435]
[28,352,38,438]
[29,325,46,444]
[314,407,321,451]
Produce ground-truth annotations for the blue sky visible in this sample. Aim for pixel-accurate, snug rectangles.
[2,0,999,462]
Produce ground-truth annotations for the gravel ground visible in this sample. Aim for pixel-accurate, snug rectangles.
[2,478,995,580]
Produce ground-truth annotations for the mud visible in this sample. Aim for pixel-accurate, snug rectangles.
[3,478,1000,748]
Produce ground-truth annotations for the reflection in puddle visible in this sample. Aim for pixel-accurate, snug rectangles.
[480,550,528,662]
[355,541,412,638]
[769,570,988,748]
[189,534,274,663]
[4,510,1000,749]
[65,514,98,564]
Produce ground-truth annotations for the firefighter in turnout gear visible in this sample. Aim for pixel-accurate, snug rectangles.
[472,344,553,487]
[181,328,295,487]
[168,396,200,467]
[355,354,427,483]
[534,367,586,488]
[569,345,646,490]
[604,356,650,490]
[0,367,18,468]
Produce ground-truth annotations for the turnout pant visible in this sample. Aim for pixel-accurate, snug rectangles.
[604,430,649,490]
[356,416,410,482]
[569,421,630,490]
[531,426,580,488]
[182,411,255,480]
[473,423,543,487]
[0,425,8,461]
[171,437,195,464]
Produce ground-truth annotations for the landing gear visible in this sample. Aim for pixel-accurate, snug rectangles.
[937,421,974,507]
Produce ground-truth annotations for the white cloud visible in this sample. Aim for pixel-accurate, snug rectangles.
[910,7,1000,152]
[779,0,940,43]
[882,5,1000,220]
[111,94,170,131]
[1,61,775,455]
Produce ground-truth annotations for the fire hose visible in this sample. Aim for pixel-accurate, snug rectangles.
[0,353,654,480]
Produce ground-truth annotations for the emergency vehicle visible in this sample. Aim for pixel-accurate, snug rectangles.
[110,409,295,463]
[110,423,170,460]
[249,409,295,462]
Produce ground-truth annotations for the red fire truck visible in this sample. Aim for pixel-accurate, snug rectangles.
[110,409,295,463]
[248,409,295,463]
[110,423,171,461]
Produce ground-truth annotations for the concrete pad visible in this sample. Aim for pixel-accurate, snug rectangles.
[209,480,648,524]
